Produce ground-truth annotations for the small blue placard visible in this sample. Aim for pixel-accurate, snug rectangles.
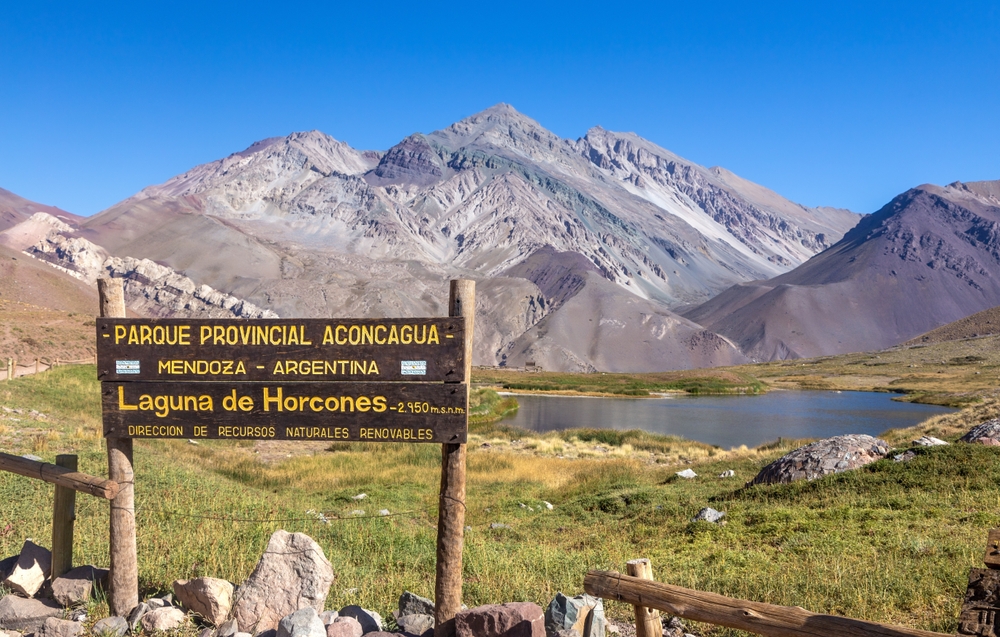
[116,360,141,374]
[401,360,427,375]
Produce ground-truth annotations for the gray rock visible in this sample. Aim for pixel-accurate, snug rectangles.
[147,598,166,610]
[141,606,187,632]
[234,632,252,637]
[319,612,338,627]
[750,434,890,485]
[91,616,128,637]
[37,618,81,637]
[326,617,362,637]
[894,451,917,463]
[489,523,510,530]
[544,594,604,637]
[174,577,234,626]
[127,602,150,632]
[961,419,1000,445]
[692,507,725,524]
[232,531,334,634]
[395,613,434,636]
[913,436,948,447]
[397,592,434,619]
[198,628,215,637]
[456,603,545,637]
[277,608,325,637]
[718,470,736,478]
[337,607,381,633]
[3,540,52,598]
[675,469,697,479]
[217,619,239,637]
[0,595,63,633]
[50,566,108,608]
[552,630,580,637]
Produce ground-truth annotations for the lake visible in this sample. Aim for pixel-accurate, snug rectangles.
[498,390,953,448]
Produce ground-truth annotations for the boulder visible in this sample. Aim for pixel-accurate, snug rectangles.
[692,508,725,524]
[37,618,82,637]
[217,618,239,637]
[91,617,128,637]
[319,611,338,626]
[3,540,52,598]
[750,434,890,485]
[397,592,434,619]
[232,531,334,634]
[326,616,362,637]
[174,577,234,626]
[544,594,604,637]
[0,557,17,582]
[141,607,187,632]
[0,595,63,633]
[337,607,382,633]
[197,628,214,637]
[50,566,108,607]
[675,469,697,479]
[396,613,433,636]
[913,436,948,447]
[277,608,325,637]
[961,419,1000,445]
[455,602,545,637]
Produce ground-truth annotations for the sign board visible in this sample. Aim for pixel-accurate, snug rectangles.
[99,317,468,443]
[97,318,464,382]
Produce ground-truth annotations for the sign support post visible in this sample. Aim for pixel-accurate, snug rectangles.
[434,279,474,637]
[98,277,139,616]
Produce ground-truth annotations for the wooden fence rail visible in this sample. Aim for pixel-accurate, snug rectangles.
[584,570,951,637]
[0,452,119,499]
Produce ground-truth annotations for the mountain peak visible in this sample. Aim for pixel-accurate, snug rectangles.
[429,103,562,155]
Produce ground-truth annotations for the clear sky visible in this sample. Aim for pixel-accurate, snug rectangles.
[1,1,998,216]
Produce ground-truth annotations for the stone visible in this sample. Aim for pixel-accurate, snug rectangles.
[396,613,434,636]
[232,531,335,634]
[50,566,108,607]
[397,592,434,618]
[718,470,736,478]
[913,436,948,446]
[92,621,129,637]
[174,577,235,626]
[750,434,890,485]
[37,618,81,637]
[234,633,252,637]
[277,608,326,637]
[147,598,166,610]
[663,616,687,637]
[3,540,52,598]
[337,606,382,633]
[326,617,362,637]
[319,611,338,626]
[455,602,544,637]
[0,595,63,633]
[0,557,17,582]
[675,469,697,479]
[490,523,510,530]
[544,594,604,637]
[692,507,726,524]
[217,618,239,637]
[961,419,1000,445]
[141,607,187,632]
[198,628,215,637]
[127,602,149,632]
[894,451,917,463]
[551,630,580,637]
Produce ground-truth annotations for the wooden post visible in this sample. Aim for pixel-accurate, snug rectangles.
[51,454,77,578]
[434,279,475,637]
[627,559,661,637]
[7,357,13,380]
[99,277,138,616]
[585,570,950,637]
[0,452,119,499]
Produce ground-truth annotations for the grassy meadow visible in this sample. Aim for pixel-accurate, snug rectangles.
[0,363,999,635]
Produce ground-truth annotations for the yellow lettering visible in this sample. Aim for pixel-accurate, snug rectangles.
[388,325,399,344]
[114,325,126,344]
[200,325,211,344]
[323,325,334,344]
[428,325,439,344]
[373,396,387,412]
[374,325,386,344]
[179,325,190,345]
[117,386,138,411]
[263,387,282,411]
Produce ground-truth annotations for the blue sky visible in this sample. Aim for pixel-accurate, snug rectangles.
[1,1,998,216]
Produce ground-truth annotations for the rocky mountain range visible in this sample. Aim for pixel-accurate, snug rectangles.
[684,180,1000,359]
[1,104,867,370]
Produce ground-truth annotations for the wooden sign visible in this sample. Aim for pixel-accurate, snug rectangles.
[97,318,465,382]
[103,382,467,443]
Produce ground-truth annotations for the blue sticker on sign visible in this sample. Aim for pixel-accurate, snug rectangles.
[116,360,141,374]
[401,360,427,375]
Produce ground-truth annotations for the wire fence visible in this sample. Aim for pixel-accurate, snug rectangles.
[1,356,96,380]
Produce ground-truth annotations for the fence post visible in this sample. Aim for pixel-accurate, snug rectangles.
[51,454,77,578]
[434,279,475,637]
[98,277,138,616]
[7,357,12,380]
[35,358,39,375]
[627,558,661,637]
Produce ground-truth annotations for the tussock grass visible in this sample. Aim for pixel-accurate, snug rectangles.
[2,366,1000,635]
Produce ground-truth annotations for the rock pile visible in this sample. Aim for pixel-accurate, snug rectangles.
[960,419,1000,445]
[0,531,612,637]
[749,434,891,485]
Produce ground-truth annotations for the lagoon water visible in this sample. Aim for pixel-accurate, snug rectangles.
[498,390,953,448]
